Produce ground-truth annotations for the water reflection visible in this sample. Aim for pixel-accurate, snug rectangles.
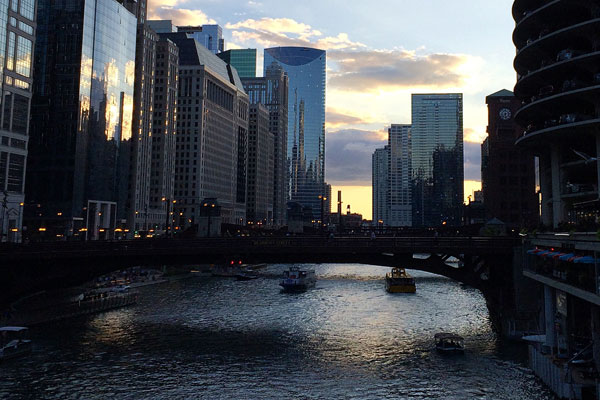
[0,265,554,399]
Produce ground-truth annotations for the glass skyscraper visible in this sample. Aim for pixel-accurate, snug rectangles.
[0,0,36,242]
[389,124,412,227]
[27,0,137,239]
[217,49,257,78]
[411,94,463,227]
[264,47,326,219]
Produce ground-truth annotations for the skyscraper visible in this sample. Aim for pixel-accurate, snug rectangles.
[0,0,36,242]
[247,104,273,225]
[27,0,137,239]
[372,146,389,226]
[148,38,179,232]
[176,24,224,54]
[411,94,464,227]
[242,62,289,226]
[481,89,537,228]
[389,124,412,227]
[157,31,249,227]
[217,49,257,78]
[264,47,326,220]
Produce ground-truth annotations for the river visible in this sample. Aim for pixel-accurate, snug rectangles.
[0,264,555,399]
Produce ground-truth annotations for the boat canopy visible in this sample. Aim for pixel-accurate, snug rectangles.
[0,326,28,332]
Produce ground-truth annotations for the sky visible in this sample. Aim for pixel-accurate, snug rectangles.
[148,0,518,220]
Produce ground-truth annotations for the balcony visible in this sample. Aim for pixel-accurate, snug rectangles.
[516,117,600,148]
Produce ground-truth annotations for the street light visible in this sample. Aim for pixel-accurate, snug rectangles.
[318,195,327,233]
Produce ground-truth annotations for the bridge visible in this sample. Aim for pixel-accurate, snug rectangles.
[1,236,521,308]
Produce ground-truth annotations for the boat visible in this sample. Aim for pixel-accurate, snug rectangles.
[0,326,32,361]
[434,332,465,353]
[385,267,416,293]
[279,266,316,292]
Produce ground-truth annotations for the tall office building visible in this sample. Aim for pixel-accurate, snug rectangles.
[264,47,326,220]
[148,38,179,232]
[27,0,137,239]
[157,31,249,227]
[217,49,257,78]
[247,103,273,225]
[481,89,537,228]
[0,0,36,242]
[389,124,412,226]
[411,94,464,227]
[176,25,224,54]
[242,63,289,226]
[372,146,389,226]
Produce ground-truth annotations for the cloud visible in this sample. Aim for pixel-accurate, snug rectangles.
[328,50,472,92]
[226,17,365,50]
[326,129,387,185]
[326,108,377,130]
[148,1,216,26]
[464,127,486,144]
[464,141,481,182]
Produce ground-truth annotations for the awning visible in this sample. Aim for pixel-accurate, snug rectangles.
[552,253,567,259]
[537,250,550,257]
[543,251,560,258]
[526,249,540,255]
[575,256,597,264]
[558,253,575,261]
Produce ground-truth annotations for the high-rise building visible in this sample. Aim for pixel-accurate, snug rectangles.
[247,104,273,225]
[411,94,464,227]
[177,25,224,54]
[128,20,158,233]
[0,0,36,242]
[264,47,326,220]
[149,21,224,54]
[513,3,600,228]
[148,38,179,232]
[389,124,412,227]
[372,146,389,226]
[217,49,257,78]
[157,32,249,227]
[27,0,137,240]
[242,63,289,226]
[481,89,537,228]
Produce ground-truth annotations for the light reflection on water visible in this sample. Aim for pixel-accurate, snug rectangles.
[0,264,554,399]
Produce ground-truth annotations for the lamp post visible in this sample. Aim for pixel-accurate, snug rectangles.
[318,194,327,234]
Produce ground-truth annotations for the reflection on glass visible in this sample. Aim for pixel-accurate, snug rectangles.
[264,47,326,218]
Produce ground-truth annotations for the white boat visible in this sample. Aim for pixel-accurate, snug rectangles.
[434,332,464,353]
[0,326,32,361]
[279,267,316,292]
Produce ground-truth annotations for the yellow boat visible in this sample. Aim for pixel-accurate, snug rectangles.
[385,267,416,293]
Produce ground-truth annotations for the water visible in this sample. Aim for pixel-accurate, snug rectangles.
[1,264,554,399]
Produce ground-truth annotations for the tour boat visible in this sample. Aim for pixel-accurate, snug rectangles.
[0,326,32,361]
[385,267,416,293]
[434,332,465,353]
[279,266,316,292]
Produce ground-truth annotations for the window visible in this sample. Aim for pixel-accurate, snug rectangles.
[11,93,29,134]
[15,36,32,77]
[7,153,24,193]
[19,0,35,21]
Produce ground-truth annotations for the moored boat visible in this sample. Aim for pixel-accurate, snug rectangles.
[385,267,416,293]
[0,326,32,361]
[279,266,316,292]
[434,332,464,353]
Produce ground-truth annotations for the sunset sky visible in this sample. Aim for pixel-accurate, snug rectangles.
[148,0,517,219]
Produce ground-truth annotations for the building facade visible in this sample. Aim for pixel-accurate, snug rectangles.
[247,103,273,225]
[217,49,256,79]
[241,62,289,226]
[481,89,537,228]
[264,47,326,220]
[27,0,137,240]
[177,25,224,54]
[411,94,464,227]
[389,124,412,227]
[148,38,178,233]
[158,32,248,227]
[372,146,389,226]
[0,0,36,242]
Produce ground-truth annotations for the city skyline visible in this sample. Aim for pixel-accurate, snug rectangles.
[147,0,517,219]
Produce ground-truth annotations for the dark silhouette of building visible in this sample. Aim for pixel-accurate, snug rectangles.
[246,104,273,225]
[481,89,537,228]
